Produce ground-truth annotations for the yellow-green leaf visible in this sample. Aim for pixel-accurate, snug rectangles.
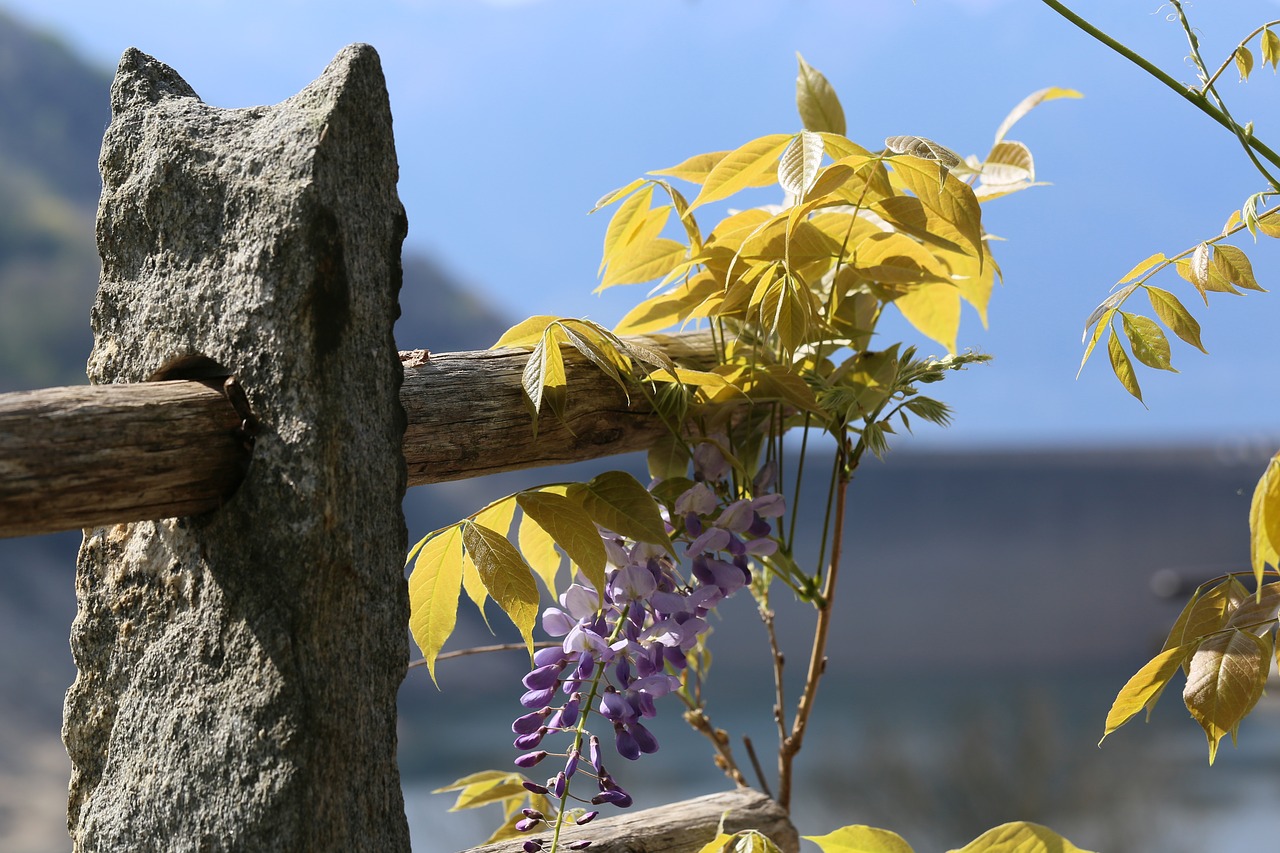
[687,134,793,214]
[885,135,963,170]
[1249,453,1280,586]
[518,508,561,597]
[1263,28,1280,70]
[407,524,465,684]
[1118,252,1167,285]
[599,237,688,291]
[600,184,661,275]
[462,521,539,654]
[650,151,778,188]
[804,825,915,853]
[1101,643,1195,740]
[695,834,737,853]
[615,272,722,335]
[522,327,568,429]
[888,155,984,258]
[1107,330,1143,403]
[947,821,1096,853]
[648,432,691,482]
[1119,312,1174,372]
[517,490,607,595]
[778,130,825,199]
[1225,581,1280,634]
[1213,244,1265,292]
[1236,45,1255,81]
[1146,286,1206,353]
[432,768,520,794]
[795,53,846,136]
[1183,628,1270,763]
[1078,307,1113,375]
[1164,578,1249,657]
[589,176,647,213]
[979,139,1034,186]
[493,315,559,349]
[992,87,1083,145]
[567,471,673,553]
[894,282,960,353]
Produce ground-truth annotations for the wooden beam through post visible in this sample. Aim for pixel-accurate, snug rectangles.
[0,331,717,539]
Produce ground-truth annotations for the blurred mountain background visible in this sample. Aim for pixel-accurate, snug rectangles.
[1,8,1278,853]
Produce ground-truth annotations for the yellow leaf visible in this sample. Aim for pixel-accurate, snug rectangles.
[1119,312,1174,372]
[889,155,984,259]
[568,471,673,554]
[884,134,963,169]
[1107,330,1143,404]
[804,825,915,853]
[599,237,688,290]
[979,140,1034,186]
[1101,643,1195,739]
[614,272,721,335]
[687,133,793,214]
[1118,253,1167,284]
[407,524,465,684]
[462,521,539,654]
[1183,629,1270,763]
[1213,244,1265,292]
[599,184,662,275]
[650,151,776,188]
[641,366,733,389]
[850,231,951,285]
[517,509,561,598]
[1236,45,1255,82]
[778,130,825,199]
[589,176,647,213]
[1146,286,1206,353]
[1077,308,1112,376]
[461,497,520,621]
[795,53,846,136]
[521,326,568,429]
[1249,453,1280,585]
[517,490,607,595]
[947,822,1095,853]
[432,768,520,793]
[1263,27,1280,70]
[694,834,737,853]
[894,282,960,353]
[493,315,559,349]
[992,87,1083,145]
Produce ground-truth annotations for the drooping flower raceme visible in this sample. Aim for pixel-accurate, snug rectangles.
[511,443,784,850]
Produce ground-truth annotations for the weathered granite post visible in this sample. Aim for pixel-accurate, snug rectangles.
[62,45,410,852]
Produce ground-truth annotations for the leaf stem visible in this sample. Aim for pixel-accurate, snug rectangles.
[1036,0,1280,175]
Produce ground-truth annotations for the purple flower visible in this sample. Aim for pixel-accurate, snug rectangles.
[675,481,718,515]
[564,624,610,658]
[513,710,548,735]
[568,842,593,850]
[588,735,605,774]
[630,721,659,754]
[608,564,657,603]
[514,728,547,750]
[515,750,548,768]
[717,499,755,533]
[751,493,786,517]
[693,442,729,482]
[576,811,599,825]
[686,527,731,556]
[516,817,539,832]
[522,664,563,691]
[614,725,640,760]
[549,771,566,798]
[523,841,543,853]
[520,686,557,709]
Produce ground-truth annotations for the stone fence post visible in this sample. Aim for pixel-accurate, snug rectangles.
[62,44,411,851]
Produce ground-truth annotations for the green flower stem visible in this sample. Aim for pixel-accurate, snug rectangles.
[548,610,630,853]
[1037,0,1280,175]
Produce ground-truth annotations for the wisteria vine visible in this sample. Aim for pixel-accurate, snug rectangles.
[509,440,784,851]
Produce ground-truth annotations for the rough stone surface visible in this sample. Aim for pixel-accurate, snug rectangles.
[63,45,410,852]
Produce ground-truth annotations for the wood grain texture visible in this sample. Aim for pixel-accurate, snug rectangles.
[0,330,719,539]
[459,788,798,853]
[402,330,717,486]
[0,381,246,537]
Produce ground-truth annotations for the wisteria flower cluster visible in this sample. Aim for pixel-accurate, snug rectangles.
[510,442,784,851]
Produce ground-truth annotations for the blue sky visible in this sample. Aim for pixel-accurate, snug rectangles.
[7,0,1280,450]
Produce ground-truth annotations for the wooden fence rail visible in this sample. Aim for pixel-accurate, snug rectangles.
[0,331,716,539]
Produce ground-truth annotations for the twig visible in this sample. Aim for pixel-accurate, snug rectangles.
[1036,0,1280,174]
[407,641,557,669]
[682,704,750,789]
[777,447,852,810]
[743,736,773,800]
